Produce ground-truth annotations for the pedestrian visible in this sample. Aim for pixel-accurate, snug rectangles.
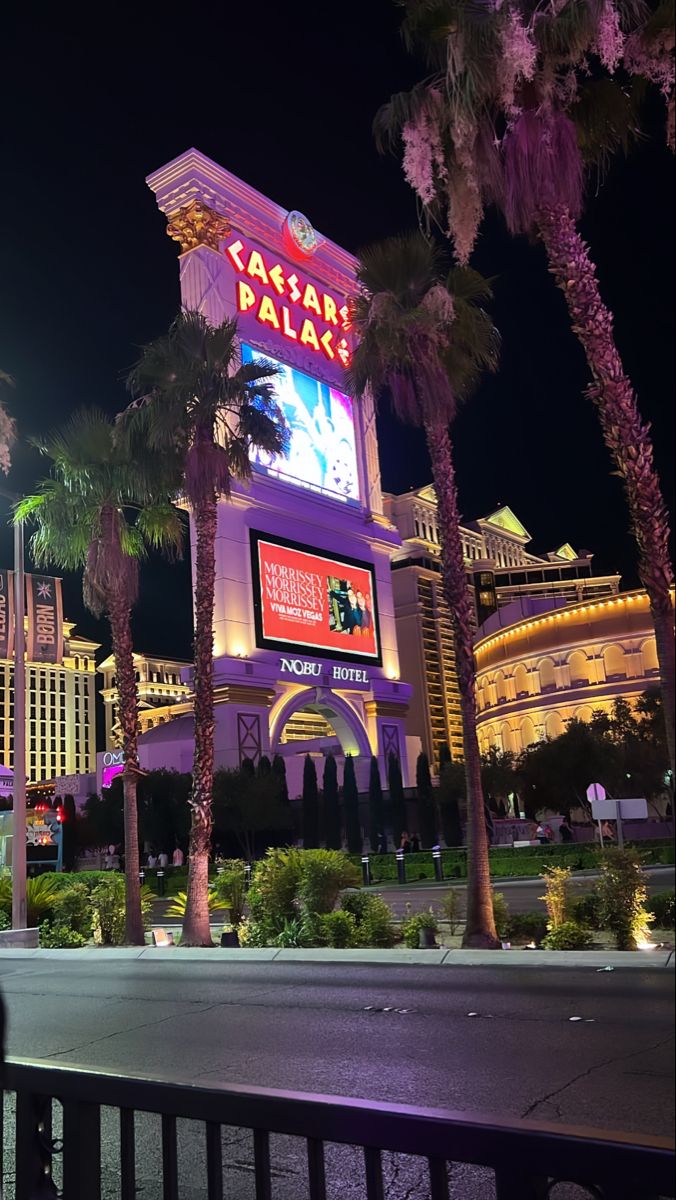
[399,831,411,854]
[535,823,549,846]
[147,852,157,868]
[559,816,574,844]
[172,846,184,867]
[410,832,420,853]
[543,824,554,843]
[158,851,169,868]
[601,820,616,844]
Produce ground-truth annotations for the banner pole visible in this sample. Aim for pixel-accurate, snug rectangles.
[12,517,27,931]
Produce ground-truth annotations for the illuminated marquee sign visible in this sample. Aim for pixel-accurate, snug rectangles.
[251,531,381,665]
[102,750,125,790]
[225,237,352,367]
[280,657,369,685]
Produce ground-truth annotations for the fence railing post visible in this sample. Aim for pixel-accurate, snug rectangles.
[432,848,443,883]
[361,855,371,887]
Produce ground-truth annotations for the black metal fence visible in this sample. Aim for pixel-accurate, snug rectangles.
[2,1057,674,1199]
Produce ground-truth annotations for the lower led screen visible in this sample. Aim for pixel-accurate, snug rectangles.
[252,534,380,661]
[241,343,360,504]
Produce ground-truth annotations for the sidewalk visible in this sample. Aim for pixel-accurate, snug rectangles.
[0,946,672,968]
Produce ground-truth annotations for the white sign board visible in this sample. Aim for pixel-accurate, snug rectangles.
[587,782,606,806]
[591,798,649,821]
[54,774,82,797]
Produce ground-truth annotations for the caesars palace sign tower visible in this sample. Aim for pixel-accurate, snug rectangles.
[147,149,412,792]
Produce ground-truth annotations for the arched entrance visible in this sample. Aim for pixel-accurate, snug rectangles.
[270,687,372,759]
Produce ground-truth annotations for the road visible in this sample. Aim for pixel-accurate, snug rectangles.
[1,958,674,1198]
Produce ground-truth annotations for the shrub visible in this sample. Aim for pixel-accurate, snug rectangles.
[274,917,307,948]
[297,850,360,915]
[542,921,593,951]
[247,848,302,942]
[440,889,463,935]
[39,921,87,949]
[212,860,248,926]
[341,891,396,948]
[90,877,153,945]
[0,909,10,931]
[166,890,227,918]
[492,892,510,939]
[505,912,548,944]
[572,890,604,929]
[52,883,93,938]
[401,907,438,949]
[0,874,62,927]
[598,849,653,951]
[318,910,358,948]
[650,891,675,929]
[540,866,572,931]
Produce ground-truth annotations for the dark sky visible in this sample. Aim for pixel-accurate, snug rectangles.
[2,3,674,672]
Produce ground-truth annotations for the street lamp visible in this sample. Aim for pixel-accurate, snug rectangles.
[0,486,27,931]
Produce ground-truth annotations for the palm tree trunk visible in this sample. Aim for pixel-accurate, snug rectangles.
[537,203,675,775]
[182,493,218,946]
[108,594,145,946]
[426,422,499,948]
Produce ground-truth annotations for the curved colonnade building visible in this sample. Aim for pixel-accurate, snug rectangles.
[474,590,662,755]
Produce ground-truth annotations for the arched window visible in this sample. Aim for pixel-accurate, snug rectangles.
[603,644,626,681]
[568,650,590,686]
[545,711,565,740]
[514,664,529,698]
[501,723,514,753]
[495,671,508,703]
[641,638,659,674]
[575,706,594,724]
[538,659,557,693]
[74,656,80,670]
[520,716,537,748]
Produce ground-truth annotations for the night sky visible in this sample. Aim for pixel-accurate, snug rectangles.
[2,3,674,677]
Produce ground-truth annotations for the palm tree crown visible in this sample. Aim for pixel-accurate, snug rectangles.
[378,0,672,262]
[0,371,16,476]
[124,310,288,504]
[16,407,182,613]
[349,231,499,421]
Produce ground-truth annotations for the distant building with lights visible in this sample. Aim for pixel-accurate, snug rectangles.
[99,652,192,750]
[383,489,621,767]
[0,620,99,783]
[474,589,664,754]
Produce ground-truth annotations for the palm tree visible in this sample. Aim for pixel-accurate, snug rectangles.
[349,232,500,947]
[0,371,16,475]
[16,408,182,944]
[124,311,287,946]
[377,0,675,773]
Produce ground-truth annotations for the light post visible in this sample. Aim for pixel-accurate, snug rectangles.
[0,487,27,930]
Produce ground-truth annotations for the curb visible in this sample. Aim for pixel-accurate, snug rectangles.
[362,865,675,891]
[0,947,672,968]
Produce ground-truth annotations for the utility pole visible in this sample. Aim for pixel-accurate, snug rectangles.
[0,486,27,930]
[12,513,27,929]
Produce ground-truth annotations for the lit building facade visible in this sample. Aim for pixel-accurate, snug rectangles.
[475,589,663,754]
[0,619,98,782]
[99,652,192,750]
[137,149,413,797]
[384,489,620,768]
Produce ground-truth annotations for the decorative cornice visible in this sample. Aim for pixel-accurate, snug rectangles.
[165,200,232,253]
[364,699,410,718]
[214,684,277,708]
[147,148,357,297]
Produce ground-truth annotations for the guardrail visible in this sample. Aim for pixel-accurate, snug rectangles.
[2,1057,674,1199]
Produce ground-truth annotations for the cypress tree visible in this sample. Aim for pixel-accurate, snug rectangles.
[416,752,436,849]
[272,753,289,805]
[323,753,341,850]
[343,755,362,854]
[439,762,464,847]
[302,755,319,848]
[438,742,452,773]
[368,756,384,853]
[241,756,255,778]
[257,754,272,778]
[388,753,407,846]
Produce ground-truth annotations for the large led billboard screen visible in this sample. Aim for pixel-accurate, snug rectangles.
[241,344,360,505]
[251,533,381,663]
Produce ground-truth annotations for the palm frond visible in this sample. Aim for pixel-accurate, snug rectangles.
[135,504,185,558]
[572,77,645,168]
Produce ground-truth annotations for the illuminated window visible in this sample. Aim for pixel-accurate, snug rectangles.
[538,659,557,693]
[514,664,529,698]
[641,638,659,674]
[568,650,590,686]
[603,644,626,681]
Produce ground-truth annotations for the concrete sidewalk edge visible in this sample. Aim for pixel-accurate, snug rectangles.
[0,947,672,968]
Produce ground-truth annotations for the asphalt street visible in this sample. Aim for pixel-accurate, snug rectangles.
[1,957,674,1199]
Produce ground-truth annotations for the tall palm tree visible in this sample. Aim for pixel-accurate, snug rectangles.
[124,311,287,946]
[16,408,182,944]
[349,232,501,948]
[377,0,675,773]
[0,371,15,475]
